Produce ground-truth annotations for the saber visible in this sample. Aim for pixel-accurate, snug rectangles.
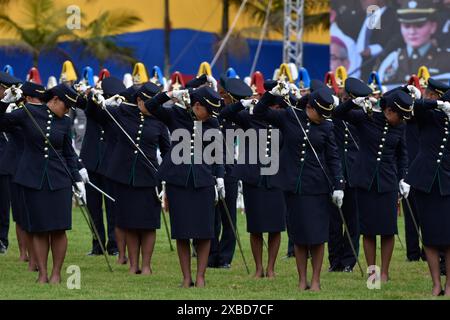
[19,101,113,272]
[219,195,250,275]
[404,197,424,245]
[101,103,159,174]
[161,209,174,252]
[279,86,364,277]
[87,181,115,202]
[337,206,364,277]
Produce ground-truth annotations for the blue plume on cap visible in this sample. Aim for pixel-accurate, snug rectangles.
[226,67,239,79]
[296,67,311,89]
[151,65,165,85]
[82,66,95,86]
[3,65,14,76]
[368,71,382,91]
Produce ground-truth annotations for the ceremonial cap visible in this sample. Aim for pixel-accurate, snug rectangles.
[250,71,265,95]
[46,76,57,89]
[427,78,450,97]
[197,62,213,77]
[223,78,253,101]
[226,68,239,79]
[0,71,22,88]
[297,67,311,90]
[47,84,79,110]
[335,66,348,89]
[408,75,422,91]
[345,77,373,99]
[60,61,77,83]
[309,87,335,119]
[99,68,111,81]
[263,80,278,92]
[368,71,383,94]
[381,90,414,120]
[442,90,450,103]
[132,62,149,85]
[123,73,133,88]
[324,72,338,94]
[27,67,42,85]
[417,66,430,89]
[136,82,162,101]
[274,63,294,83]
[3,65,14,76]
[310,79,326,93]
[150,65,165,87]
[81,67,95,87]
[101,77,126,98]
[190,86,222,115]
[169,72,186,91]
[21,81,47,100]
[186,74,208,89]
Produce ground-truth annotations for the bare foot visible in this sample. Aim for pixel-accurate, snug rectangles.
[49,275,61,284]
[254,269,264,279]
[117,257,128,265]
[298,281,309,291]
[195,277,206,288]
[141,267,153,275]
[445,286,450,297]
[19,255,29,262]
[36,276,49,284]
[266,270,276,279]
[381,273,389,283]
[432,285,443,296]
[180,280,194,288]
[310,283,321,292]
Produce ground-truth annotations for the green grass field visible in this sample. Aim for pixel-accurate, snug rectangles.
[0,207,447,300]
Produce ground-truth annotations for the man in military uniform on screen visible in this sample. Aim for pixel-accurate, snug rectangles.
[378,0,450,85]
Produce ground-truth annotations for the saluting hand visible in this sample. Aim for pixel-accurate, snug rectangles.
[332,190,344,208]
[407,85,422,100]
[206,76,218,92]
[270,83,290,97]
[437,101,450,119]
[1,86,23,104]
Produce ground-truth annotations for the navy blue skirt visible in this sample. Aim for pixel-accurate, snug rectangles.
[285,192,332,245]
[243,183,286,234]
[114,181,161,230]
[166,182,215,240]
[20,178,72,233]
[414,182,450,246]
[357,187,398,236]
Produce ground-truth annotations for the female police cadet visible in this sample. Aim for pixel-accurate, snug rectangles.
[0,84,85,284]
[404,88,450,296]
[0,82,47,271]
[220,79,287,279]
[254,84,344,291]
[90,82,170,275]
[334,81,412,283]
[143,86,224,288]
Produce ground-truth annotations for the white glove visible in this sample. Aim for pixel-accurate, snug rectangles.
[407,85,422,100]
[91,89,105,107]
[206,76,218,92]
[2,87,22,104]
[216,177,225,199]
[74,82,89,94]
[352,97,377,113]
[104,94,124,107]
[172,89,189,102]
[73,182,87,203]
[240,99,257,109]
[399,179,411,199]
[289,83,302,99]
[332,190,344,208]
[270,82,290,97]
[332,95,340,107]
[437,101,450,112]
[79,168,90,183]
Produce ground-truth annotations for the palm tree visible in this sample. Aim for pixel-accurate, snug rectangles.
[229,0,330,36]
[0,0,76,66]
[78,9,142,69]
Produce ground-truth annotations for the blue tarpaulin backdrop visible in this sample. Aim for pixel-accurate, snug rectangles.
[0,29,329,83]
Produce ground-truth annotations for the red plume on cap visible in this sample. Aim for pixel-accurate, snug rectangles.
[408,75,424,94]
[251,71,265,95]
[169,71,185,91]
[27,67,42,85]
[98,69,111,81]
[324,71,338,95]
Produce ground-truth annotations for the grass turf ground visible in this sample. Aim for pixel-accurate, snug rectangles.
[0,207,447,300]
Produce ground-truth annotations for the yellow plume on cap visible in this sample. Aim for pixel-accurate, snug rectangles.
[60,60,77,83]
[417,66,430,89]
[335,66,348,88]
[132,62,149,85]
[197,62,212,77]
[275,63,294,83]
